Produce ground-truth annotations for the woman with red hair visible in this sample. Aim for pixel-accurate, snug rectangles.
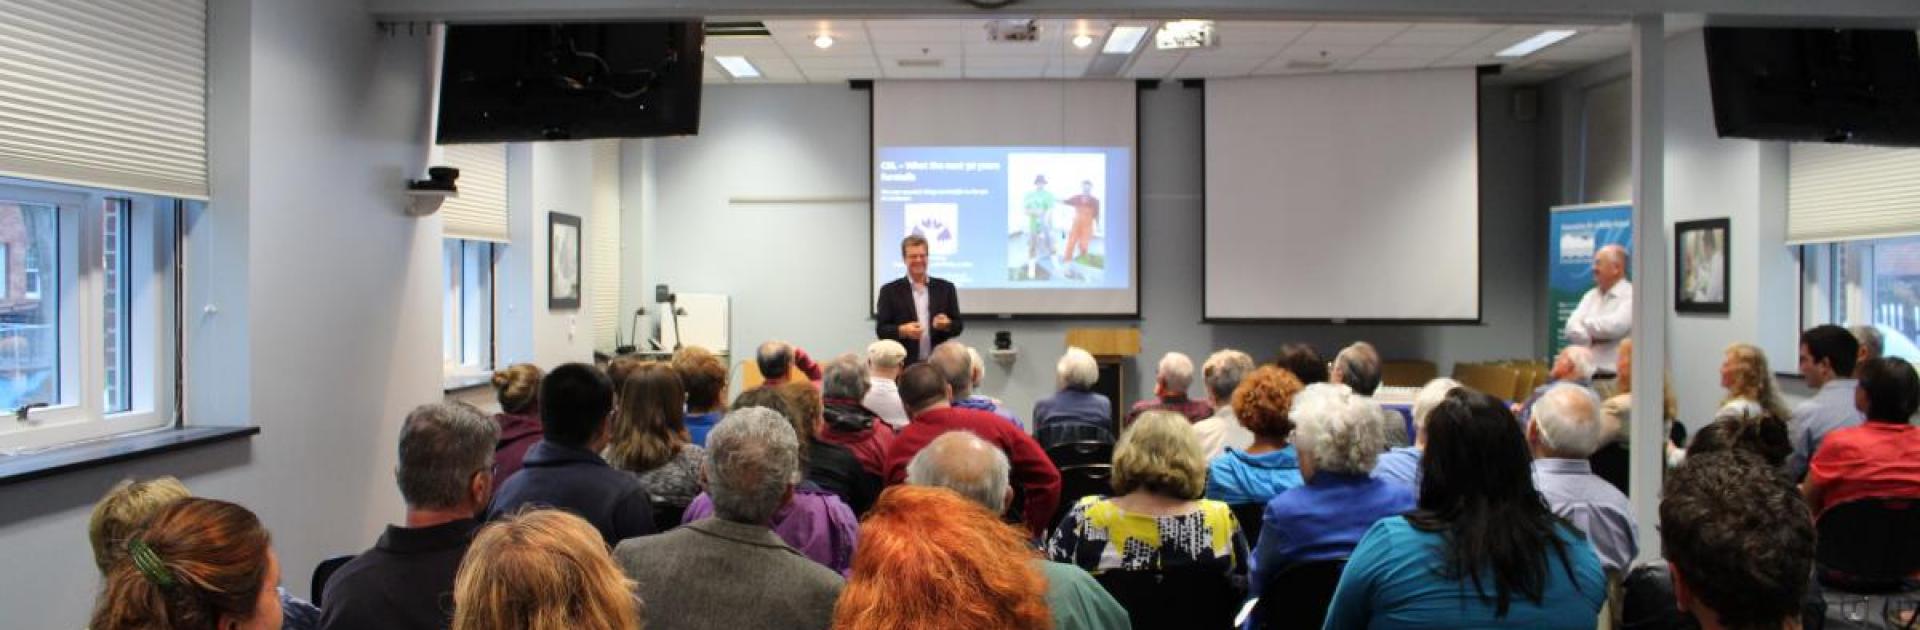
[834,485,1054,630]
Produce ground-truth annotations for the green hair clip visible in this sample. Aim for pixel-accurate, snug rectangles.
[127,538,175,588]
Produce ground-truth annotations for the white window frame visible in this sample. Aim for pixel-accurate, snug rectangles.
[0,178,177,453]
[443,238,497,385]
[1801,236,1920,361]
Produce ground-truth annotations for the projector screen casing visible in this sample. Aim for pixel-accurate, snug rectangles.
[1203,69,1481,322]
[870,80,1141,317]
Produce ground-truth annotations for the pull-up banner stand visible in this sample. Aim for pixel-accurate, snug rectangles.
[1548,202,1634,359]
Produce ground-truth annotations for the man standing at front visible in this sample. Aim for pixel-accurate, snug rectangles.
[1564,244,1633,377]
[876,234,963,365]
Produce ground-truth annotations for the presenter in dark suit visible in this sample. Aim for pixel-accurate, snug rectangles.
[876,234,963,365]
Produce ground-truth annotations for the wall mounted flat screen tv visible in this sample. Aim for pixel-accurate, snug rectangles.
[438,21,704,143]
[1706,27,1920,146]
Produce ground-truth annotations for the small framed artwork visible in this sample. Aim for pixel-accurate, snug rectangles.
[549,212,582,310]
[1675,218,1729,314]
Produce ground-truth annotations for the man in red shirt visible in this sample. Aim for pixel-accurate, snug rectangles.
[884,363,1061,537]
[1804,356,1920,516]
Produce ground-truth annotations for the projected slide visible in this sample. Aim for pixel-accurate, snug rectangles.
[875,146,1132,290]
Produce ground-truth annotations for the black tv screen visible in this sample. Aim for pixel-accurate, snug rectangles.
[1705,27,1920,146]
[438,21,704,143]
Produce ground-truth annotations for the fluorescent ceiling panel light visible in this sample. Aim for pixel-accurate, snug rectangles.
[1495,29,1578,58]
[715,55,761,78]
[1103,26,1149,55]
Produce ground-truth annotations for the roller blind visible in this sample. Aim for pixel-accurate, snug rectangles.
[439,143,509,242]
[1789,143,1920,244]
[589,140,620,350]
[0,0,208,199]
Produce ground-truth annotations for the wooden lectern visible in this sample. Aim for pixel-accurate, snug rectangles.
[1064,328,1142,424]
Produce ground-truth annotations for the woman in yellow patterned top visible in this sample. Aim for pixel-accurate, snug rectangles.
[1046,411,1249,579]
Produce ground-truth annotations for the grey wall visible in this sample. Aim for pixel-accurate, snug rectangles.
[628,81,1546,419]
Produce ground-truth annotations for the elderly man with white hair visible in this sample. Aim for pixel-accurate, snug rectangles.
[1564,243,1633,376]
[864,340,911,429]
[906,432,1131,630]
[1516,345,1596,426]
[1123,352,1215,429]
[1527,383,1638,574]
[935,342,1023,430]
[1330,342,1410,447]
[1248,383,1415,615]
[1032,347,1116,446]
[1192,349,1257,460]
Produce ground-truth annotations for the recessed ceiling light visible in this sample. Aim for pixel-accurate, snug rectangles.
[1103,26,1148,55]
[813,34,835,49]
[1495,29,1578,58]
[715,55,760,79]
[1072,33,1094,49]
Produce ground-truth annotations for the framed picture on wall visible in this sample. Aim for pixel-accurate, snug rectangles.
[1675,218,1729,314]
[549,212,582,309]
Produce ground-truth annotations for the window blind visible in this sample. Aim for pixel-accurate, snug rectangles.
[0,0,208,199]
[439,143,509,242]
[589,140,621,351]
[1789,143,1920,244]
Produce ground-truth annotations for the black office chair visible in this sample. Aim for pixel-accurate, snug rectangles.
[1816,497,1920,593]
[310,554,356,607]
[1045,439,1114,470]
[1095,564,1244,629]
[1035,420,1115,452]
[1052,464,1114,530]
[1251,559,1347,630]
[1230,502,1267,548]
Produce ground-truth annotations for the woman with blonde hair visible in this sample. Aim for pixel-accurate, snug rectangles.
[836,485,1053,630]
[1049,411,1249,577]
[89,498,283,630]
[452,509,640,630]
[490,363,545,487]
[1718,343,1793,424]
[605,362,705,508]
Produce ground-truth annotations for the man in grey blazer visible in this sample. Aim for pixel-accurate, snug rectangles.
[614,407,842,630]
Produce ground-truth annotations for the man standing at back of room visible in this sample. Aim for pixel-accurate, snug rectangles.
[876,234,963,365]
[1564,244,1633,377]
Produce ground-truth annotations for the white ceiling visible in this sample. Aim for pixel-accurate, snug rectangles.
[702,18,1638,86]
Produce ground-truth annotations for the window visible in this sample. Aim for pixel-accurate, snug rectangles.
[443,239,496,383]
[0,179,177,453]
[1803,236,1920,362]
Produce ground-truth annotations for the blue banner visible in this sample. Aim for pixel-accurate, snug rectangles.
[1548,203,1633,360]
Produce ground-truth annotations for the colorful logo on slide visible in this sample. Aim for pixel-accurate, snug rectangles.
[905,203,960,255]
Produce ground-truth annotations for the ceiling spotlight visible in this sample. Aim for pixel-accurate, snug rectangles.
[1072,33,1094,49]
[813,34,835,49]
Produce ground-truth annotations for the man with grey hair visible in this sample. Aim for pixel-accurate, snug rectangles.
[1193,349,1257,460]
[1850,323,1884,377]
[933,341,1023,429]
[819,353,895,486]
[1033,347,1114,446]
[864,339,911,429]
[320,403,499,630]
[756,339,821,388]
[1124,351,1215,429]
[1371,377,1459,493]
[616,408,843,630]
[1329,342,1384,396]
[1527,383,1638,574]
[1516,345,1596,425]
[905,432,1131,630]
[1564,243,1634,376]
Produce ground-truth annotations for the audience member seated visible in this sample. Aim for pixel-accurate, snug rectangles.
[89,478,318,630]
[1330,341,1407,447]
[1034,346,1116,446]
[489,363,544,488]
[904,432,1130,630]
[1271,342,1329,385]
[1515,345,1595,425]
[775,382,880,515]
[835,486,1054,630]
[885,363,1061,537]
[605,362,706,509]
[1699,343,1794,469]
[755,340,822,388]
[1593,337,1687,491]
[1372,377,1460,495]
[89,498,284,630]
[963,346,1026,430]
[619,409,843,630]
[322,403,497,630]
[1660,451,1817,630]
[1125,351,1215,428]
[1048,412,1249,581]
[1250,384,1413,605]
[1789,325,1864,481]
[931,341,1021,428]
[1686,409,1792,470]
[1193,349,1257,461]
[1323,388,1606,628]
[1850,323,1884,374]
[453,510,640,630]
[1526,384,1637,575]
[1206,366,1305,505]
[683,388,860,574]
[817,353,896,488]
[1803,356,1920,516]
[487,363,654,546]
[862,340,911,429]
[671,346,728,445]
[605,353,647,396]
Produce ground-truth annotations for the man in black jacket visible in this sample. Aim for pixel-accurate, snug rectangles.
[486,363,653,546]
[875,234,963,365]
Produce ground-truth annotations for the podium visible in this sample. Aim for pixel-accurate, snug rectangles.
[1064,328,1142,424]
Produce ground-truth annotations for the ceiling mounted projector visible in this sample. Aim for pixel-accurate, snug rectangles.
[985,19,1041,42]
[1155,20,1217,50]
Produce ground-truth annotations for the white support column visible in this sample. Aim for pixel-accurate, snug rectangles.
[1628,13,1667,564]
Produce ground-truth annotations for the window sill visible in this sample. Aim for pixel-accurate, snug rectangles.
[443,372,493,394]
[0,425,258,486]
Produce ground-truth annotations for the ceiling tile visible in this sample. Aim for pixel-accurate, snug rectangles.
[863,20,971,43]
[1345,58,1432,72]
[1292,22,1411,46]
[874,42,961,59]
[798,67,876,82]
[964,65,1048,79]
[1362,44,1458,60]
[965,56,1052,70]
[1278,43,1375,63]
[706,38,787,57]
[1530,45,1625,63]
[1561,29,1630,50]
[1171,56,1265,78]
[1390,23,1503,45]
[964,40,1058,57]
[881,63,963,79]
[797,56,879,71]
